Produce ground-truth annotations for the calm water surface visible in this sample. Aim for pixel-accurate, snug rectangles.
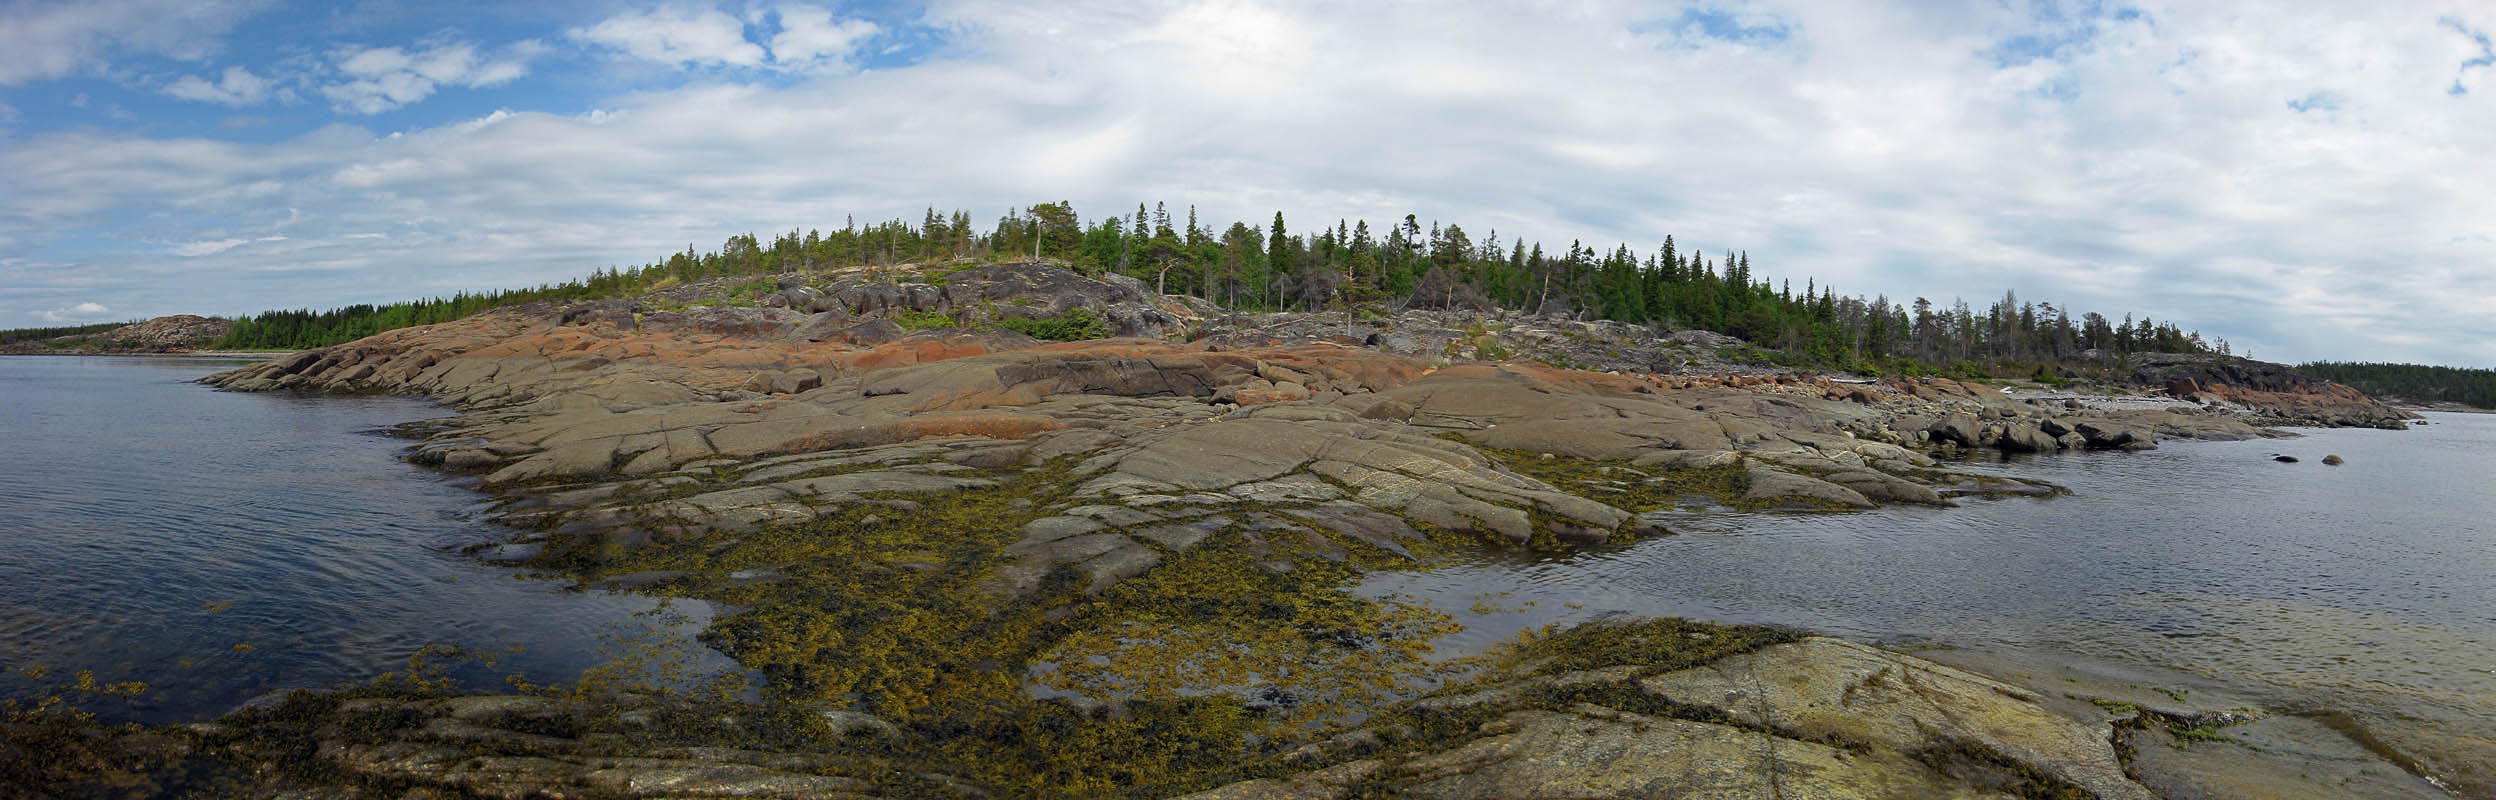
[0,356,732,723]
[1364,410,2496,788]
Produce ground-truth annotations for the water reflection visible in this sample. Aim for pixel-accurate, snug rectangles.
[0,356,737,722]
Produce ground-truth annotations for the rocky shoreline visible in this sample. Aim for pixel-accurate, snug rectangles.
[10,263,2440,798]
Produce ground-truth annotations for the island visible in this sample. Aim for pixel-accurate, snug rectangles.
[6,258,2445,799]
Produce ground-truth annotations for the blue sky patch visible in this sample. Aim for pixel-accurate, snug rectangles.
[2445,17,2493,95]
[1986,2,2148,68]
[2288,91,2342,113]
[1636,6,1796,47]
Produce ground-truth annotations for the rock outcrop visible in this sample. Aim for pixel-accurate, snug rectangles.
[204,263,2074,584]
[2122,351,2411,429]
[98,314,233,351]
[1187,633,2152,800]
[0,314,231,353]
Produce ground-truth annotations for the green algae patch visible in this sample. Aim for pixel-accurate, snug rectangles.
[1914,738,2098,799]
[1470,442,1751,512]
[556,461,1072,721]
[1481,617,1801,680]
[0,671,179,796]
[1306,617,1810,798]
[511,460,1474,797]
[1035,530,1463,732]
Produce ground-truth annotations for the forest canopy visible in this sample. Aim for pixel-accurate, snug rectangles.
[190,202,2223,376]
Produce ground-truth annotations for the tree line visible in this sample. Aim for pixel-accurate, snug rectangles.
[2299,362,2496,409]
[209,273,644,351]
[0,321,132,345]
[198,201,2223,375]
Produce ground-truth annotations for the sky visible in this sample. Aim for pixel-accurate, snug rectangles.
[1,0,2491,366]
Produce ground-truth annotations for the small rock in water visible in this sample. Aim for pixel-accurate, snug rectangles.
[2272,454,2299,463]
[2322,454,2344,466]
[478,542,543,564]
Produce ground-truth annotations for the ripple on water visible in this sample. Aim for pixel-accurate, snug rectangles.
[0,357,738,723]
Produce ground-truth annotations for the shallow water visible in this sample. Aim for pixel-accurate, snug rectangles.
[0,356,734,723]
[1362,411,2496,788]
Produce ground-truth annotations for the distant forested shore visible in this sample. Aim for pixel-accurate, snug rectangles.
[14,202,2240,376]
[2299,362,2496,409]
[0,321,133,347]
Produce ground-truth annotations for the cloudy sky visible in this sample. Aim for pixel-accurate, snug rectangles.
[1,0,2490,365]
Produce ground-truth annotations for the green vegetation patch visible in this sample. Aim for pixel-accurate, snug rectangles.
[891,309,955,331]
[2086,697,2142,716]
[997,308,1110,341]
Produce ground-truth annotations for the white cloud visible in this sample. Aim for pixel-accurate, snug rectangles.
[165,64,274,106]
[33,301,112,321]
[0,0,264,85]
[572,5,766,68]
[319,40,542,114]
[4,1,2495,366]
[168,234,285,257]
[768,4,879,68]
[175,238,249,256]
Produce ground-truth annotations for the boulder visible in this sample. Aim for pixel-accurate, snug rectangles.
[1926,414,1980,447]
[2074,420,2155,450]
[1743,467,1875,509]
[1997,422,2059,453]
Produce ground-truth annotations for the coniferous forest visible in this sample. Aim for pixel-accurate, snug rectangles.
[0,322,131,346]
[190,202,2225,375]
[2299,362,2496,409]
